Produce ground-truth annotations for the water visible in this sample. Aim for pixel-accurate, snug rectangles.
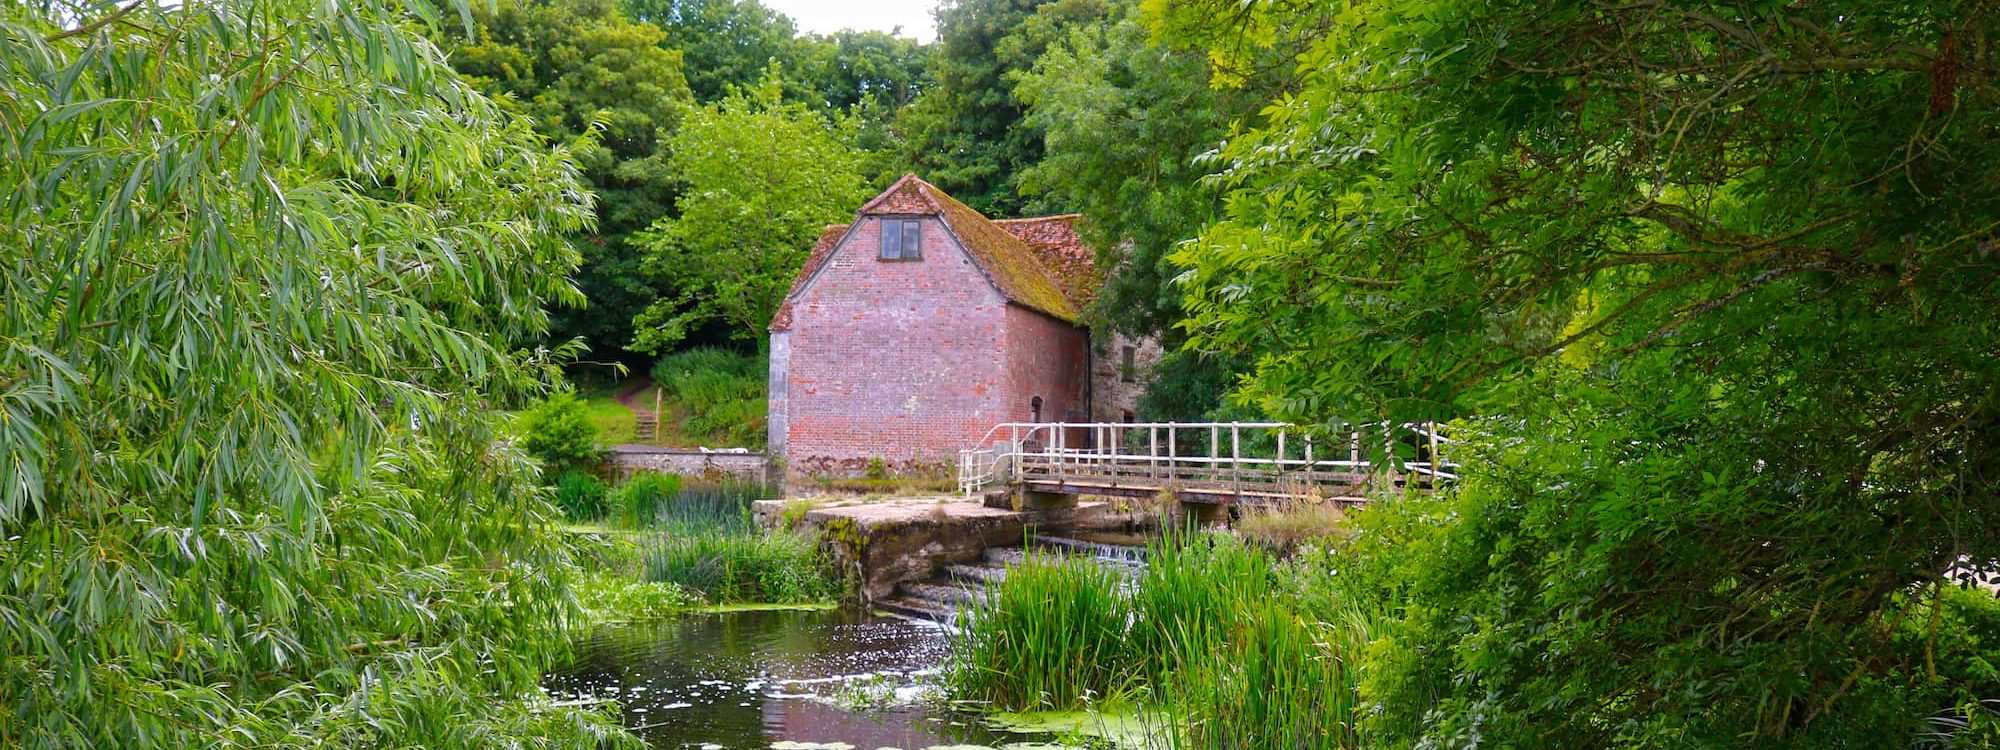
[544,607,1111,749]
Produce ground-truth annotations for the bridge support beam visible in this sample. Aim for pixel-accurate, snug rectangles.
[984,486,1078,512]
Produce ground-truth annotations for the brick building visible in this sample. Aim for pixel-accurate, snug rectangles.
[767,174,1159,477]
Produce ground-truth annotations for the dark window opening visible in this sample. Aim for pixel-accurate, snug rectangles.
[1030,396,1044,423]
[880,218,922,260]
[1119,345,1138,382]
[1121,410,1136,423]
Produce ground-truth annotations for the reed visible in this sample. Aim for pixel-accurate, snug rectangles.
[642,529,836,603]
[947,552,1133,711]
[1128,527,1276,680]
[1163,600,1363,750]
[638,478,839,604]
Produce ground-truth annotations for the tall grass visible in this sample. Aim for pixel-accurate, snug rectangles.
[637,478,840,604]
[944,526,1371,748]
[1128,527,1276,680]
[947,553,1133,711]
[643,530,836,603]
[1164,601,1362,750]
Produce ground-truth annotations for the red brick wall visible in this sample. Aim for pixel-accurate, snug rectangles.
[781,216,1013,474]
[1002,305,1089,429]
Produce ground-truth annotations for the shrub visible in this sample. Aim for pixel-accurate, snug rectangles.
[650,347,765,447]
[552,471,608,521]
[947,553,1133,711]
[611,472,683,528]
[519,390,601,474]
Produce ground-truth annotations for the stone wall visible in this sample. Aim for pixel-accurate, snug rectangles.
[606,447,769,481]
[1089,331,1163,423]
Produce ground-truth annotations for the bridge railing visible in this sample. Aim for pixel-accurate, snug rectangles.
[956,421,1457,498]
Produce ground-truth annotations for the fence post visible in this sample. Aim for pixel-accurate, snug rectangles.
[1304,433,1316,486]
[1231,424,1242,493]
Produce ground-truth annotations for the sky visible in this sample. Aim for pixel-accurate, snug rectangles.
[762,0,939,41]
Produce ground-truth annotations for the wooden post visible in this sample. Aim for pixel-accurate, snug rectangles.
[1277,429,1287,473]
[1149,425,1158,479]
[1231,425,1242,492]
[652,387,663,444]
[1304,433,1316,486]
[1350,427,1360,467]
[1427,422,1440,481]
[1167,425,1177,483]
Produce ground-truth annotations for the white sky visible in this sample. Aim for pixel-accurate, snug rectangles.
[762,0,939,42]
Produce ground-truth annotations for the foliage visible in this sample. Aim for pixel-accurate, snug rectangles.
[519,390,605,473]
[569,529,701,622]
[897,0,1112,216]
[612,471,683,527]
[1165,602,1361,750]
[1127,530,1273,680]
[948,552,1133,711]
[649,347,766,447]
[449,0,693,361]
[627,0,808,103]
[0,1,627,747]
[632,77,873,353]
[554,470,612,520]
[643,529,837,604]
[1155,0,2000,745]
[1012,0,1254,338]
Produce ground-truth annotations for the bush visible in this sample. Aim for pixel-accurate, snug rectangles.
[611,472,683,528]
[947,553,1133,711]
[519,391,601,474]
[552,471,608,521]
[650,347,765,447]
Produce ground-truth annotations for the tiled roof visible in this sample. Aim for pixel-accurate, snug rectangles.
[770,175,1098,332]
[994,214,1096,313]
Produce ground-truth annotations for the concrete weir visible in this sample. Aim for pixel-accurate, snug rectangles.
[751,493,1133,605]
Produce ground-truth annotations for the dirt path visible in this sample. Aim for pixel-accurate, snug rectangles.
[611,375,654,411]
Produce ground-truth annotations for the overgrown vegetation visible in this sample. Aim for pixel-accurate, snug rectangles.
[648,347,766,447]
[947,553,1135,711]
[948,529,1368,745]
[0,1,624,746]
[638,479,839,605]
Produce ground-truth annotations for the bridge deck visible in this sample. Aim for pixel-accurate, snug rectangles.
[960,421,1455,505]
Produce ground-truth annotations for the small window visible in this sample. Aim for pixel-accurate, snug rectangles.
[1121,410,1135,424]
[1119,345,1137,382]
[1030,396,1043,423]
[880,218,922,260]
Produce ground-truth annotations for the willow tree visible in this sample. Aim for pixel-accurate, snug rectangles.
[0,1,626,748]
[1159,0,2000,746]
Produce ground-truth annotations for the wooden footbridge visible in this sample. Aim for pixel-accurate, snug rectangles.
[956,421,1456,506]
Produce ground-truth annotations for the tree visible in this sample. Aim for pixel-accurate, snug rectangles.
[628,0,810,102]
[630,77,873,354]
[451,0,693,363]
[897,0,1111,216]
[1161,0,2000,745]
[0,1,621,747]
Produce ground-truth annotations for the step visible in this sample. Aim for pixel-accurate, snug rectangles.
[944,562,1008,586]
[982,546,1029,567]
[901,580,984,608]
[1032,536,1147,565]
[874,596,956,626]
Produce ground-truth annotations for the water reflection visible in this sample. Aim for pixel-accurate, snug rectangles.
[544,607,1076,749]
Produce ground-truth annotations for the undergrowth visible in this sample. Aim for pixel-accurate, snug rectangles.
[650,347,764,448]
[947,553,1133,711]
